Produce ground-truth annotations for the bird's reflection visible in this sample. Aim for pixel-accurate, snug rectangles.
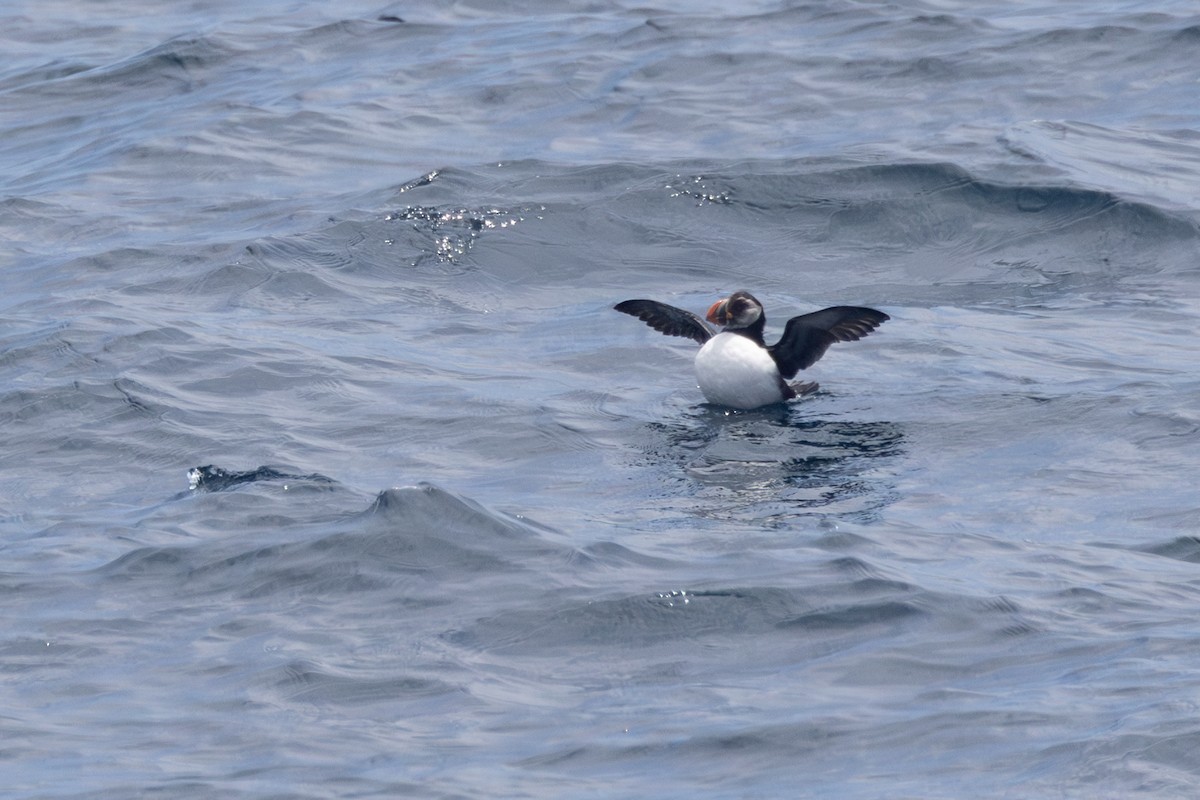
[641,401,904,523]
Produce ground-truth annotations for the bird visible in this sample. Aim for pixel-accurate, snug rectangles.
[614,290,888,410]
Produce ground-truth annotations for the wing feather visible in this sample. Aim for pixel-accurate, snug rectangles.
[768,306,889,378]
[614,299,713,345]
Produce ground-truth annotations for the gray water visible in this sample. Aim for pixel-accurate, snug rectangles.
[4,1,1200,797]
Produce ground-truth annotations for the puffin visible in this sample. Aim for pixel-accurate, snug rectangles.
[614,291,889,409]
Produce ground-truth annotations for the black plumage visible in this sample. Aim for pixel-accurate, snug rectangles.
[613,299,713,345]
[615,294,887,376]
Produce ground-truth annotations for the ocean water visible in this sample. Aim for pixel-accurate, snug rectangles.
[4,1,1200,797]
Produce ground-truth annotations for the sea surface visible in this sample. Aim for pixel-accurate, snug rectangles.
[4,1,1200,797]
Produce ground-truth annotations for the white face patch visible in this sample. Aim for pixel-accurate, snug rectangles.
[732,300,762,327]
[721,292,763,329]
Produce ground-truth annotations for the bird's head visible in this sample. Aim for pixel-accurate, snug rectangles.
[705,291,764,329]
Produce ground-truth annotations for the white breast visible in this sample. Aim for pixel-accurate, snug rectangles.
[694,332,786,409]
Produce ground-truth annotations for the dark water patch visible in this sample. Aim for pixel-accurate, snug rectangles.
[1171,24,1200,43]
[99,545,192,580]
[1136,536,1200,564]
[777,599,924,631]
[11,34,239,111]
[825,556,887,578]
[102,36,235,85]
[187,464,336,492]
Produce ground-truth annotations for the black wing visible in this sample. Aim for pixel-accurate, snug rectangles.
[768,306,889,378]
[614,299,713,345]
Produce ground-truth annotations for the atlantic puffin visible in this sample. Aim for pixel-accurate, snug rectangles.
[615,291,888,409]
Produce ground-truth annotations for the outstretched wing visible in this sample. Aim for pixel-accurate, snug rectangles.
[768,306,889,378]
[614,299,713,345]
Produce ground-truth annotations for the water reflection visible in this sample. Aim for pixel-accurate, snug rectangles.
[642,404,904,524]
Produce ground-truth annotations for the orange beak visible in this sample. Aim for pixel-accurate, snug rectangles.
[705,299,727,325]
